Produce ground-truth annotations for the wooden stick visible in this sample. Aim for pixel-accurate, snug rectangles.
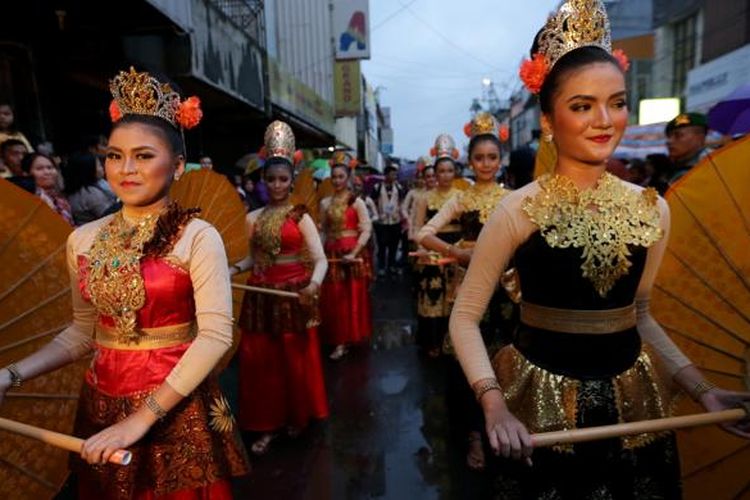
[532,408,748,448]
[408,251,456,266]
[231,283,300,298]
[0,417,131,465]
[328,257,364,263]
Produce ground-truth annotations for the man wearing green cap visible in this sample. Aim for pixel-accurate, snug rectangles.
[665,112,709,184]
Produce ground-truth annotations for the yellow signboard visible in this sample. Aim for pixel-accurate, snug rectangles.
[334,60,361,117]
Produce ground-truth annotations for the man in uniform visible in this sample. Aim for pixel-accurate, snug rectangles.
[665,112,709,184]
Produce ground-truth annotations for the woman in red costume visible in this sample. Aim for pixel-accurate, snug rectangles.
[318,151,373,360]
[231,121,329,455]
[0,68,249,499]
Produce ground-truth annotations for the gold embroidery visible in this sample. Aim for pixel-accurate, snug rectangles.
[209,395,236,433]
[326,191,351,236]
[427,187,460,211]
[87,211,159,344]
[253,204,294,269]
[459,183,509,224]
[522,173,662,297]
[492,344,677,453]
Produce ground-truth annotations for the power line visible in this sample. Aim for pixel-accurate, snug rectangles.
[372,0,419,31]
[398,0,510,74]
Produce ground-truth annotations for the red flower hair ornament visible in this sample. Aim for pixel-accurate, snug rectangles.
[175,96,203,130]
[612,49,630,72]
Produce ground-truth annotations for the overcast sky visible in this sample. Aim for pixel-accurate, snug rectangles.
[361,0,560,160]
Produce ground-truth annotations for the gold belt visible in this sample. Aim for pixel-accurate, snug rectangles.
[439,224,462,233]
[95,322,196,350]
[330,229,359,239]
[520,302,637,334]
[275,254,302,264]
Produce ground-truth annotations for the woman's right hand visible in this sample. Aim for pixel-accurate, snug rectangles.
[481,390,534,465]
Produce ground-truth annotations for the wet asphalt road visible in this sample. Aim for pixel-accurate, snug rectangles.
[230,273,493,500]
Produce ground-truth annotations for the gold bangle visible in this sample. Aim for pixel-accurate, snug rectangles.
[5,363,22,388]
[472,378,501,402]
[692,380,716,400]
[145,394,167,420]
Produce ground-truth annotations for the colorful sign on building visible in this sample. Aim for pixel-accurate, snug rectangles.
[333,0,370,60]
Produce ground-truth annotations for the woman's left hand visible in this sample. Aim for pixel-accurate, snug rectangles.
[700,388,750,438]
[80,412,153,465]
[450,247,472,266]
[298,282,320,307]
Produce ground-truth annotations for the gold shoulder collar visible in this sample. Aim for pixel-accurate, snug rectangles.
[427,187,459,211]
[459,184,510,223]
[522,173,662,297]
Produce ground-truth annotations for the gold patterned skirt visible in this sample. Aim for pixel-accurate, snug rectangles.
[71,377,249,499]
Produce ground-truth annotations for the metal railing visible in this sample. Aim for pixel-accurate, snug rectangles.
[210,0,265,44]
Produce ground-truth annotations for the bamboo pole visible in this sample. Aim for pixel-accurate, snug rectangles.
[231,283,300,298]
[0,417,131,465]
[328,257,364,263]
[408,251,456,266]
[532,408,748,448]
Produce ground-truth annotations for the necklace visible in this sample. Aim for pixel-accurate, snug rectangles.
[87,211,160,344]
[523,173,662,297]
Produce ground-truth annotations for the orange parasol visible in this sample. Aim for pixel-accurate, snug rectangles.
[652,136,750,499]
[290,167,320,223]
[0,179,89,499]
[169,169,248,266]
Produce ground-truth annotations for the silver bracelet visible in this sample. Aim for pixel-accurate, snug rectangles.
[144,394,167,420]
[5,363,22,388]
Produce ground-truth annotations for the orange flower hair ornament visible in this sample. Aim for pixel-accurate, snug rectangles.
[175,96,203,130]
[519,53,548,95]
[463,122,474,138]
[499,124,510,142]
[612,49,630,72]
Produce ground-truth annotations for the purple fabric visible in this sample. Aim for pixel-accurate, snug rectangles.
[708,84,750,134]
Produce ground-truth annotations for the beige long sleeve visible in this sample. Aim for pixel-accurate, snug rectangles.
[51,228,99,359]
[298,213,328,285]
[634,196,691,376]
[352,198,373,248]
[449,188,533,385]
[165,221,234,396]
[415,195,462,244]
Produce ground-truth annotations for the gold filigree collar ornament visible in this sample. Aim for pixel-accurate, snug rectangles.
[87,211,161,344]
[522,173,663,297]
[430,133,459,162]
[109,67,203,129]
[519,0,630,94]
[260,120,303,166]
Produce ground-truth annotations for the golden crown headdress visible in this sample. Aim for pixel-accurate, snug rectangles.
[430,133,459,161]
[519,0,629,94]
[109,67,202,129]
[262,121,297,164]
[465,112,500,139]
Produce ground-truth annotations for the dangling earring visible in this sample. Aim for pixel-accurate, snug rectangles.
[543,132,554,143]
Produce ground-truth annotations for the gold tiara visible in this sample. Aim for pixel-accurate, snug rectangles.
[109,67,202,129]
[330,150,357,168]
[465,112,499,138]
[263,121,296,163]
[520,0,627,94]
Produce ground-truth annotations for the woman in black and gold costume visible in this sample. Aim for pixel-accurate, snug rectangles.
[413,134,462,358]
[450,1,750,498]
[417,113,513,471]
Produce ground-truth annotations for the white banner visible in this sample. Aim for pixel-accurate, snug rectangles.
[333,0,370,60]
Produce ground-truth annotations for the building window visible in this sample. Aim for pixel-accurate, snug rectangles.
[672,13,698,98]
